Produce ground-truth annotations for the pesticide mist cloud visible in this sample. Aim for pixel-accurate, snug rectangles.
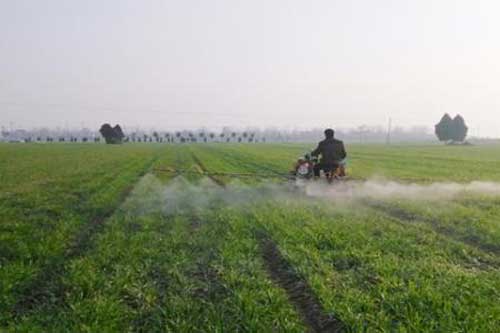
[127,174,500,218]
[303,180,500,201]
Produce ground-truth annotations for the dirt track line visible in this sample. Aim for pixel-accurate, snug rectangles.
[9,157,159,322]
[213,147,291,180]
[190,152,226,187]
[257,232,344,333]
[10,186,135,319]
[368,200,500,256]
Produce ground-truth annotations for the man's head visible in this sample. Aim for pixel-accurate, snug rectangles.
[324,128,335,139]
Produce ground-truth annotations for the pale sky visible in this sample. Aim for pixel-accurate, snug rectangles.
[1,0,499,137]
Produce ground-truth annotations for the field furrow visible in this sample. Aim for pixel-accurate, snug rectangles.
[257,231,344,333]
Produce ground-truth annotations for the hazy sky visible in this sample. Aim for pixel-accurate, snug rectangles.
[1,0,499,136]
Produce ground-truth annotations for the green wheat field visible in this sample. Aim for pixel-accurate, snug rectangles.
[2,143,500,332]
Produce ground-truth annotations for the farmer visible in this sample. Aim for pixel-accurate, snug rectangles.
[311,128,347,178]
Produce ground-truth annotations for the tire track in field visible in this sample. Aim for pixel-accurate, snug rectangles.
[160,165,237,321]
[367,200,500,258]
[0,161,137,267]
[257,231,344,333]
[202,145,291,181]
[8,155,160,322]
[132,209,229,331]
[175,150,343,331]
[157,171,230,313]
[190,151,226,187]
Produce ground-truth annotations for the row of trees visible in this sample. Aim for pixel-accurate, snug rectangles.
[97,124,266,144]
[133,131,262,143]
[2,119,470,144]
[126,132,264,144]
[0,127,101,143]
[100,117,470,145]
[110,127,438,144]
[25,137,101,143]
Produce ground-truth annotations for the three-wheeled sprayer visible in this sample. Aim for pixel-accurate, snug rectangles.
[291,153,347,184]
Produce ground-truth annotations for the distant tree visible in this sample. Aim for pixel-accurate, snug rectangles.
[99,123,125,144]
[153,131,159,142]
[435,114,468,143]
[238,137,242,143]
[113,125,125,140]
[435,114,453,142]
[451,114,468,142]
[209,133,215,141]
[0,129,9,139]
[99,125,114,143]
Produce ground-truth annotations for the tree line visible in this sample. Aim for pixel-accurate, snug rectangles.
[1,118,472,144]
[99,124,264,144]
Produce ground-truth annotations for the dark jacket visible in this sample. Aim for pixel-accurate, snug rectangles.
[311,138,346,164]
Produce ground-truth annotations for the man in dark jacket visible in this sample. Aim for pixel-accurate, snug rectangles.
[311,128,347,177]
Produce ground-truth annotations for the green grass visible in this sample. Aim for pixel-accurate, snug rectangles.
[0,144,161,323]
[2,142,500,332]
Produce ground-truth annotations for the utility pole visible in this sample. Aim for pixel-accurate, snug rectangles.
[386,117,392,145]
